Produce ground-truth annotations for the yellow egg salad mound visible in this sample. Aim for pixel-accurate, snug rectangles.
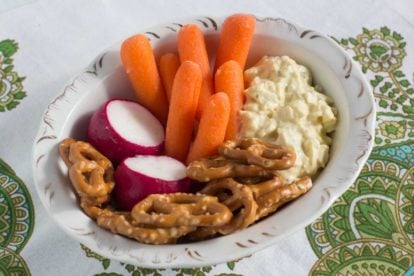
[240,56,337,183]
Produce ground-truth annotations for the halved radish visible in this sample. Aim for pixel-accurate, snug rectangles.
[114,155,192,211]
[87,99,164,164]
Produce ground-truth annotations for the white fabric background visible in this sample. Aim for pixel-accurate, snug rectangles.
[0,0,413,275]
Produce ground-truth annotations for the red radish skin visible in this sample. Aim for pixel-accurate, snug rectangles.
[114,155,192,211]
[87,99,164,164]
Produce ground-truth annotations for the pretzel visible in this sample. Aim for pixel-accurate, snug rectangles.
[131,193,232,227]
[219,138,296,170]
[80,197,112,219]
[256,176,312,219]
[59,139,114,199]
[198,178,258,235]
[246,176,283,199]
[97,210,195,244]
[187,156,274,182]
[59,138,76,167]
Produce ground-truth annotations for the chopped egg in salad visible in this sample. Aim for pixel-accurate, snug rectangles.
[240,56,337,183]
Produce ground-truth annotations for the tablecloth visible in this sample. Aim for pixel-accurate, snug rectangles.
[0,0,413,275]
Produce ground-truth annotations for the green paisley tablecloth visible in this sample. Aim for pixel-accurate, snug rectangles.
[0,0,413,275]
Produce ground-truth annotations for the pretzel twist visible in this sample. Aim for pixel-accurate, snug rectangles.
[97,210,196,245]
[131,193,233,227]
[59,139,115,218]
[187,156,274,182]
[197,178,258,235]
[256,176,312,219]
[219,138,296,170]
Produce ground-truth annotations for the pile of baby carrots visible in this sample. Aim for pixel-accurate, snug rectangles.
[120,14,255,164]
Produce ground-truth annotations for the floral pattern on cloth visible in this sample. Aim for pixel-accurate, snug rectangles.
[0,39,26,112]
[306,27,414,275]
[0,158,34,275]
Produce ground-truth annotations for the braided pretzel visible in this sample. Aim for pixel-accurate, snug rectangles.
[59,138,112,170]
[60,139,114,199]
[219,138,296,170]
[187,156,274,182]
[68,160,114,198]
[256,176,312,219]
[97,210,195,245]
[198,178,258,235]
[131,193,232,227]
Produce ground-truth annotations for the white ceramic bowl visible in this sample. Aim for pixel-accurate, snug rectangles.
[32,15,375,268]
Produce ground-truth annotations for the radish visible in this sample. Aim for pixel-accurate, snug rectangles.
[87,99,164,164]
[114,155,192,211]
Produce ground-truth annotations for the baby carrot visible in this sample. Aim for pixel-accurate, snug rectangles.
[214,14,256,72]
[215,60,244,140]
[186,92,230,164]
[165,61,202,162]
[120,34,169,125]
[159,53,180,103]
[178,24,214,118]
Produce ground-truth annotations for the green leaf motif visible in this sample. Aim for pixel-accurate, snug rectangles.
[226,261,235,271]
[370,45,387,59]
[3,65,13,73]
[379,84,390,93]
[13,91,26,100]
[349,37,358,46]
[362,66,368,73]
[340,39,349,46]
[380,26,391,36]
[355,200,397,239]
[379,99,389,108]
[392,31,402,41]
[402,105,414,114]
[6,101,19,111]
[399,80,410,87]
[125,264,135,273]
[399,42,406,48]
[390,104,398,111]
[375,137,383,144]
[202,266,212,273]
[363,27,370,34]
[102,259,110,270]
[393,71,404,77]
[396,95,407,104]
[0,39,18,57]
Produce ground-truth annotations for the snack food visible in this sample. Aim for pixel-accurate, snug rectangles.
[120,35,168,125]
[58,13,335,245]
[59,139,233,244]
[240,56,337,182]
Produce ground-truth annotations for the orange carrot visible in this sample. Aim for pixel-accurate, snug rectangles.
[165,61,202,162]
[178,24,214,118]
[215,60,244,140]
[159,53,180,103]
[120,34,169,125]
[214,14,256,72]
[186,92,230,164]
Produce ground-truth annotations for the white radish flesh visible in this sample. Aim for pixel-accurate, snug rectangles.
[114,155,192,211]
[87,99,164,164]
